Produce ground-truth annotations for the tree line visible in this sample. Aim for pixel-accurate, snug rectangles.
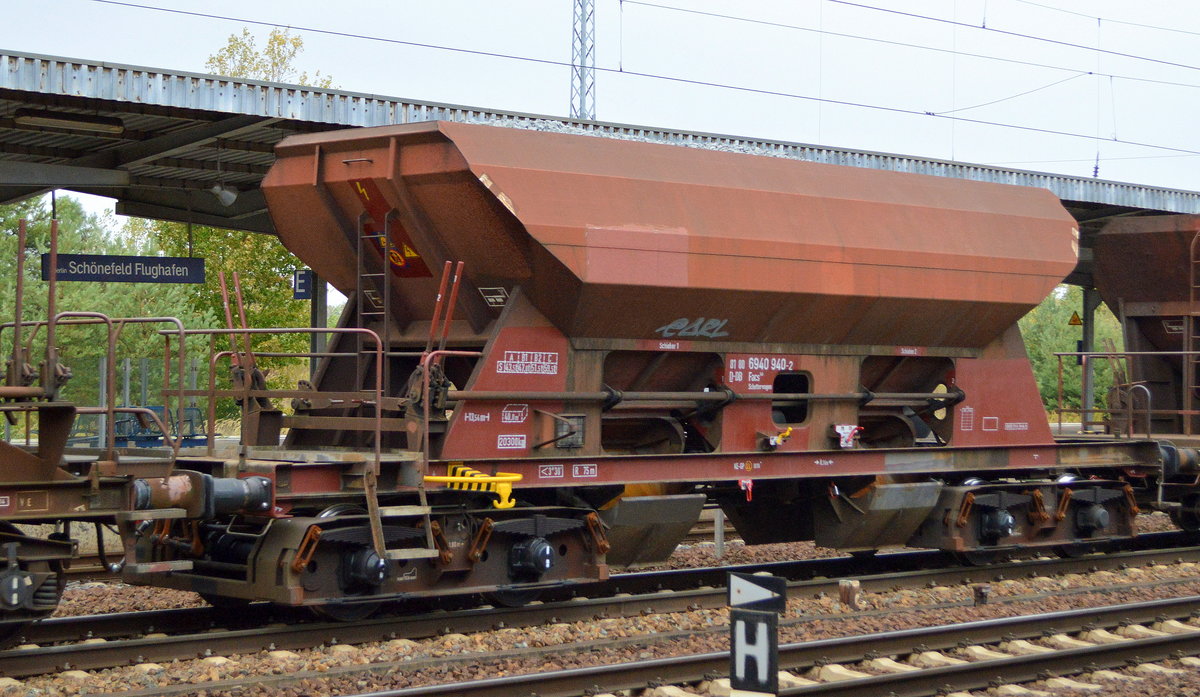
[0,27,333,429]
[0,196,313,426]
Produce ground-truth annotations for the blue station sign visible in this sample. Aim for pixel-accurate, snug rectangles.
[41,254,205,284]
[293,268,313,299]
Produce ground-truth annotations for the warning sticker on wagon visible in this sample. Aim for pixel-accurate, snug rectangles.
[496,351,559,375]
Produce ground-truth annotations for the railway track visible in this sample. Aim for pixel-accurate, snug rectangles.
[30,530,1198,646]
[348,595,1200,697]
[10,531,1200,679]
[680,507,738,544]
[75,563,1200,697]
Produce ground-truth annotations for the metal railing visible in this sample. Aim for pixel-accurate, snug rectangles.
[1,314,188,458]
[164,326,386,461]
[1052,349,1193,438]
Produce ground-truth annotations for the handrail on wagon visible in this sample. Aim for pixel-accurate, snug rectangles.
[0,314,188,459]
[185,325,389,559]
[1052,349,1185,438]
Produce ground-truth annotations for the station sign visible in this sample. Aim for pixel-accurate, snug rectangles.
[729,572,787,695]
[294,269,313,299]
[731,608,778,695]
[41,253,204,284]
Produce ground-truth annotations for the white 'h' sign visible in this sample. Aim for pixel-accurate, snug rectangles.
[734,617,770,683]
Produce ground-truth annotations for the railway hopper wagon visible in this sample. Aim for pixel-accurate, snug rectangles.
[119,121,1186,615]
[0,220,184,639]
[1094,215,1200,435]
[1090,214,1200,529]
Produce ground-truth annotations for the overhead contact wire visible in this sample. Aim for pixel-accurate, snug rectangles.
[87,0,1200,157]
[1010,0,1200,39]
[828,0,1200,73]
[935,67,1088,114]
[624,1,1200,92]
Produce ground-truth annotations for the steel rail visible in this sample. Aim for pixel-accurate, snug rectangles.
[31,530,1200,638]
[779,634,1200,696]
[335,595,1200,697]
[10,533,1200,677]
[28,529,1194,645]
[22,604,278,646]
[25,543,940,645]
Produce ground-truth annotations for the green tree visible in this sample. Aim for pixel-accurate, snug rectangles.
[187,25,335,345]
[205,27,334,88]
[1019,285,1125,422]
[2,196,217,434]
[125,28,338,418]
[2,30,336,431]
[164,26,337,344]
[124,218,306,353]
[124,215,312,421]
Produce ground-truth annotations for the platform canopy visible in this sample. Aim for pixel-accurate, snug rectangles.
[2,50,1199,284]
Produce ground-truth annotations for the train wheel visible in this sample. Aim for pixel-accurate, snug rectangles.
[952,549,1012,566]
[316,503,368,519]
[1170,494,1200,533]
[1052,542,1097,558]
[485,588,542,608]
[0,523,64,642]
[307,508,387,621]
[311,601,382,622]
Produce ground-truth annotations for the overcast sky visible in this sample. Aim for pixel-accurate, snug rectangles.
[6,0,1200,200]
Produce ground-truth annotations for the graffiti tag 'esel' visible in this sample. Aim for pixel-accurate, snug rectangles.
[655,318,730,338]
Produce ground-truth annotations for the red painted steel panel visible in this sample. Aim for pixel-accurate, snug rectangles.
[1092,214,1200,432]
[263,121,1077,349]
[1094,214,1200,309]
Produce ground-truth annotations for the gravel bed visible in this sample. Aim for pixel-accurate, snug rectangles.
[1135,510,1177,534]
[53,583,207,618]
[15,511,1190,696]
[1035,663,1200,697]
[638,538,844,571]
[13,547,1200,696]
